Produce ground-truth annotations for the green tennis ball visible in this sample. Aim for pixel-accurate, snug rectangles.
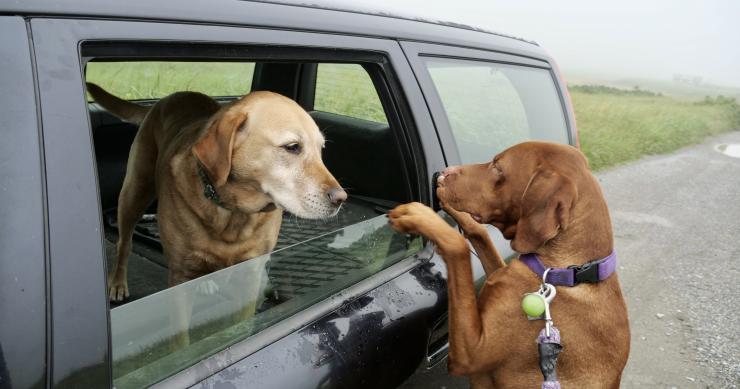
[522,294,546,317]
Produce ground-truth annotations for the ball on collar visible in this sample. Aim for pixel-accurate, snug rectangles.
[522,293,546,317]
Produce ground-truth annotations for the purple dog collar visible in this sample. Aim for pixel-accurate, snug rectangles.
[519,250,617,287]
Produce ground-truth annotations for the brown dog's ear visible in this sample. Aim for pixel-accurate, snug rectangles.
[511,169,577,253]
[192,107,248,187]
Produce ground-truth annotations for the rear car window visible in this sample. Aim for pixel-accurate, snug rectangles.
[424,58,569,163]
[86,61,255,100]
[314,63,388,123]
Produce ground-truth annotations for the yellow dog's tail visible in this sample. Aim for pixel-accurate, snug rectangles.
[86,82,150,125]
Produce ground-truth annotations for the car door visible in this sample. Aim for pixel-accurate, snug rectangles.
[30,17,451,388]
[0,16,48,389]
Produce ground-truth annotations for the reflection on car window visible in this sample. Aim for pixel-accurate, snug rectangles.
[424,58,569,163]
[110,213,421,388]
[86,61,255,100]
[314,63,388,123]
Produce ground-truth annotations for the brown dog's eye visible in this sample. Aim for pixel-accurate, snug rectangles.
[283,143,301,154]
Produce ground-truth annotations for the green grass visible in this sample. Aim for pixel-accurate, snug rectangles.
[86,61,386,122]
[86,62,255,100]
[571,86,740,170]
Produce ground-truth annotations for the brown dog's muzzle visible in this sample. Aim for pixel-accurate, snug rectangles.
[436,163,500,223]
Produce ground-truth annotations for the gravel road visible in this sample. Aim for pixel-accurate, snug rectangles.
[400,131,740,388]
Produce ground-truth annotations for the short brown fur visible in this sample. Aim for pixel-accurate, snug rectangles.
[388,141,629,388]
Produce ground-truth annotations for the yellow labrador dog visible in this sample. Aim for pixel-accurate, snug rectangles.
[87,83,347,303]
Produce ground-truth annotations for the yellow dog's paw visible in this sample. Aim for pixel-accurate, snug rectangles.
[108,278,129,302]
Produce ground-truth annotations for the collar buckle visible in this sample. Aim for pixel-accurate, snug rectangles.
[568,261,600,284]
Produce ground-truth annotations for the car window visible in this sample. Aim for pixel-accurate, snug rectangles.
[111,214,419,388]
[423,58,569,163]
[314,63,388,123]
[85,61,255,100]
[84,57,419,388]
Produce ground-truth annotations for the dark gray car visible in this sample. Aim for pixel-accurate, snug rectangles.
[0,1,576,388]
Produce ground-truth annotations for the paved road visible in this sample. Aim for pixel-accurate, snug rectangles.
[400,131,740,389]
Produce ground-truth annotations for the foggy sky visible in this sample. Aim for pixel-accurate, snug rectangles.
[348,0,740,87]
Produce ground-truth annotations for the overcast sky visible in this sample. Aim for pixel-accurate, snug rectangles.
[345,0,740,87]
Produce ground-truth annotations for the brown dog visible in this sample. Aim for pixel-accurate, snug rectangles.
[388,141,629,388]
[87,83,347,302]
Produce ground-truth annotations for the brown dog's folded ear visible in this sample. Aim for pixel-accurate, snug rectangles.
[192,107,248,187]
[511,169,577,253]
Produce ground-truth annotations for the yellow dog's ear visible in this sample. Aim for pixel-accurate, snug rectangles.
[511,169,577,253]
[192,106,248,187]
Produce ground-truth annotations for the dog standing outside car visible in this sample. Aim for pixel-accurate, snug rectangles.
[389,141,630,388]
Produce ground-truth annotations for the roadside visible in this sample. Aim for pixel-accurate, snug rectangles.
[400,131,740,388]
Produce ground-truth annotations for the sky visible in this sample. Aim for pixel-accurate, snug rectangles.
[342,0,740,88]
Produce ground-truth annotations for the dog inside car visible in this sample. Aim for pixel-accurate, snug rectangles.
[388,141,629,388]
[87,83,347,306]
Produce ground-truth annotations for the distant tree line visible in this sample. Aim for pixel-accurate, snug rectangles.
[569,84,661,97]
[698,95,737,105]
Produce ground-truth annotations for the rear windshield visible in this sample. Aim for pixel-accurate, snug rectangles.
[424,58,569,163]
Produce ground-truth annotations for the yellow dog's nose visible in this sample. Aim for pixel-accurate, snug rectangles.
[327,188,347,206]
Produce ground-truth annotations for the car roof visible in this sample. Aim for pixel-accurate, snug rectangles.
[3,0,551,62]
[254,0,538,45]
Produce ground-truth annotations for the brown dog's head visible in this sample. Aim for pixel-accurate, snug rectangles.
[192,91,346,218]
[437,141,595,253]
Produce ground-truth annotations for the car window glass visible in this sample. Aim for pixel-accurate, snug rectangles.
[314,63,388,123]
[424,58,569,163]
[86,61,255,100]
[84,58,418,387]
[110,213,420,388]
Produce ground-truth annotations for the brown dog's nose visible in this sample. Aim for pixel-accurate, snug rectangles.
[328,188,347,206]
[443,166,460,176]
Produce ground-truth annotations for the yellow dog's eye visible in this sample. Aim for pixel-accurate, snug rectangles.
[282,143,301,154]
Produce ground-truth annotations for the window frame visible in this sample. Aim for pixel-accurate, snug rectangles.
[31,17,446,387]
[400,41,576,166]
[399,41,575,299]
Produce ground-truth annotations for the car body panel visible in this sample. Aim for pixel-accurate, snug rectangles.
[28,17,454,388]
[30,18,113,389]
[3,0,549,61]
[0,16,48,389]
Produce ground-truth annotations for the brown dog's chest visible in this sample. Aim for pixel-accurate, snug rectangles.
[478,264,630,388]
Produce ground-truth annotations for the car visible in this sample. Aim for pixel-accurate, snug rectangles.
[0,1,577,388]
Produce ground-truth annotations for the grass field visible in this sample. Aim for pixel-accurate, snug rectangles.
[571,86,740,170]
[86,62,740,171]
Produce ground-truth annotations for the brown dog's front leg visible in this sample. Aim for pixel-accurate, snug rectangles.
[442,204,505,276]
[388,203,486,376]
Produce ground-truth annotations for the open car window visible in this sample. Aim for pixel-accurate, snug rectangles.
[86,61,255,100]
[84,56,420,387]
